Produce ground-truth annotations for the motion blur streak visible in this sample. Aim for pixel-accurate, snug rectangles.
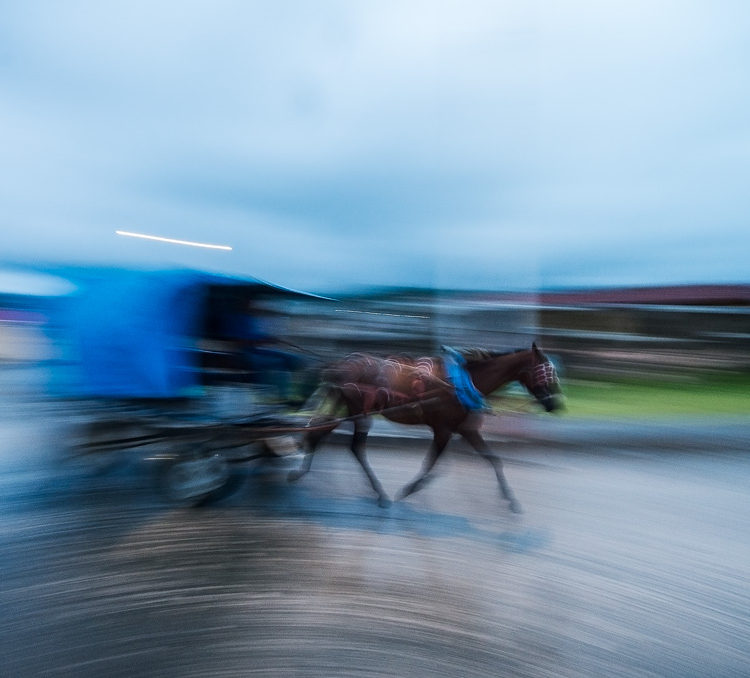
[1,269,749,677]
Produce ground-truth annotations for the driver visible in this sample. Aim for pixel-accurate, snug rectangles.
[221,298,306,404]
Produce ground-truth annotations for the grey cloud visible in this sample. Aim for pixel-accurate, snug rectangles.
[1,1,749,292]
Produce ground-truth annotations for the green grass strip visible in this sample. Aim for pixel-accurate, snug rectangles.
[490,373,750,419]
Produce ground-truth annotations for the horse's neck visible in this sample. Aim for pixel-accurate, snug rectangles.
[468,350,530,395]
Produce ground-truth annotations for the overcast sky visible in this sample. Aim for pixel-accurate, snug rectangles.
[1,1,749,293]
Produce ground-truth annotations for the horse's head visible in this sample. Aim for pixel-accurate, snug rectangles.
[518,343,564,412]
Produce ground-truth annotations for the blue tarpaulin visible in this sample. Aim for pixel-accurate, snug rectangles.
[48,268,315,399]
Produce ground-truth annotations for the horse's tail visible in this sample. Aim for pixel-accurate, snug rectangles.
[300,381,345,420]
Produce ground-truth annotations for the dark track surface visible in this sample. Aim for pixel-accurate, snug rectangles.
[3,426,750,677]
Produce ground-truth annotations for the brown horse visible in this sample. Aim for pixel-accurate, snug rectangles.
[289,343,563,512]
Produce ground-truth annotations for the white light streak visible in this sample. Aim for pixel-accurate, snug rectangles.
[336,309,430,319]
[116,230,232,251]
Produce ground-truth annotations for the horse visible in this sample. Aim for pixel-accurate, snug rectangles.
[288,343,563,512]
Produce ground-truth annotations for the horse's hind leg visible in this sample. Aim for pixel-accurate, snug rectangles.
[350,418,391,508]
[460,428,522,514]
[287,417,334,482]
[397,427,451,500]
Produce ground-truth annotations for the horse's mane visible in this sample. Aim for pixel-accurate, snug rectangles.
[458,347,527,363]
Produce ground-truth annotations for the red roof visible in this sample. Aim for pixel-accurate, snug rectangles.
[466,285,750,307]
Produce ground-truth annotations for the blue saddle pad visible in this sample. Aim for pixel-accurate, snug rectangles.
[442,347,486,411]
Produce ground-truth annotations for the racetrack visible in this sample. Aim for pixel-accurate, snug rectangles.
[2,426,750,677]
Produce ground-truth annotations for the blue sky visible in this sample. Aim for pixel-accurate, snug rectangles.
[1,1,749,293]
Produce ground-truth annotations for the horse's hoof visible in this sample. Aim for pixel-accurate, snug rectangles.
[395,485,412,501]
[509,499,523,514]
[377,496,392,509]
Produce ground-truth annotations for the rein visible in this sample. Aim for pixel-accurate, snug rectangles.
[295,392,446,433]
[485,394,538,415]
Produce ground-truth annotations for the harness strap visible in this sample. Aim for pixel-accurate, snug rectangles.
[342,382,426,414]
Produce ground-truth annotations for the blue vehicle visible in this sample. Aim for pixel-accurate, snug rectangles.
[48,267,324,503]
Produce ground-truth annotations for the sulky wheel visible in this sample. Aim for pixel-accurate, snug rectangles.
[159,454,230,506]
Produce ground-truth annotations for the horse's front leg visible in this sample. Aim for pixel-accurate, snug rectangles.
[350,417,391,508]
[397,426,451,500]
[459,427,522,513]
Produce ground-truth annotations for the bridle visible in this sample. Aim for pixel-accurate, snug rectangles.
[532,361,559,391]
[521,358,560,410]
